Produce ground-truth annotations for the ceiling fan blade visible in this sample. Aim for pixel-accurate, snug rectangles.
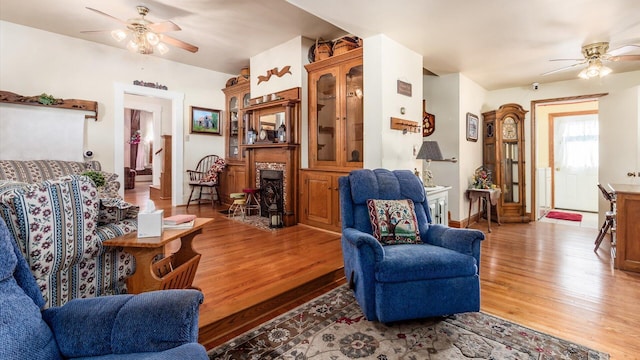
[549,58,584,62]
[608,54,640,61]
[147,21,181,33]
[80,30,112,34]
[160,34,199,53]
[607,44,640,57]
[541,62,585,76]
[85,7,128,25]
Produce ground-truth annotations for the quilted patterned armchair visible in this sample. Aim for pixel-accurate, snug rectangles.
[0,217,208,360]
[0,175,137,308]
[339,169,485,323]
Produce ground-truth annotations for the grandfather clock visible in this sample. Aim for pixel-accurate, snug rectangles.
[482,103,529,223]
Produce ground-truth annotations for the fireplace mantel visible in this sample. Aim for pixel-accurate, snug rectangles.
[241,88,301,227]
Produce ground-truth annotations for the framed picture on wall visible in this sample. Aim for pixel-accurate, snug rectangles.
[191,106,221,135]
[466,112,479,142]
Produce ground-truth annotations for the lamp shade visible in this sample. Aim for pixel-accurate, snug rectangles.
[416,141,444,160]
[416,141,458,162]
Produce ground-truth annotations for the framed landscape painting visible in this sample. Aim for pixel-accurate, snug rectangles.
[191,106,221,135]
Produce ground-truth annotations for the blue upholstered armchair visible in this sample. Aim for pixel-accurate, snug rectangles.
[339,169,485,323]
[0,217,208,360]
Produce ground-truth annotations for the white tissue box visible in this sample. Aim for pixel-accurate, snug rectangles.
[137,209,164,238]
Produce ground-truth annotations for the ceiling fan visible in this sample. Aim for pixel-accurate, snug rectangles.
[81,6,198,55]
[542,42,640,79]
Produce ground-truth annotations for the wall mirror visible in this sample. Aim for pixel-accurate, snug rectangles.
[259,111,285,131]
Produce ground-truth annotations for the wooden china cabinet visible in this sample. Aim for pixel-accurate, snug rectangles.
[300,47,364,232]
[220,81,250,205]
[482,103,529,222]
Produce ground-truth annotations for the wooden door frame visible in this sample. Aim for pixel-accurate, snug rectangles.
[114,83,185,207]
[529,93,607,222]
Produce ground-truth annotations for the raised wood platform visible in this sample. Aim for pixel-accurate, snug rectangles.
[125,184,640,359]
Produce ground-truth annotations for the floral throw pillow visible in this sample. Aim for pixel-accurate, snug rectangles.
[367,199,422,245]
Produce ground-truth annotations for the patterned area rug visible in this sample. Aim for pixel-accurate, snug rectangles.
[219,210,275,231]
[208,285,608,360]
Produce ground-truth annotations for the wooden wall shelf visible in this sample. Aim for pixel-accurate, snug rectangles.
[0,90,98,120]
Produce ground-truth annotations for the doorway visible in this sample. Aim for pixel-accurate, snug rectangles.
[114,83,185,207]
[531,95,606,227]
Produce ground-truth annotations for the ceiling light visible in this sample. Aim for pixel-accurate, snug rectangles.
[578,59,612,79]
[111,29,127,42]
[156,42,169,55]
[145,31,160,46]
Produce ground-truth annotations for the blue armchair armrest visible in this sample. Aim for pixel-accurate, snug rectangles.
[42,289,205,358]
[342,227,385,262]
[425,224,485,266]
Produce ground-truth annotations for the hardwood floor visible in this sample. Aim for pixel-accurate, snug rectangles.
[126,183,640,359]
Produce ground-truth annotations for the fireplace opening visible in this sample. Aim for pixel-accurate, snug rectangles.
[259,170,284,218]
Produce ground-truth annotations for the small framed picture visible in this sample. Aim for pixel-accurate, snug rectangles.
[466,112,479,142]
[191,106,222,135]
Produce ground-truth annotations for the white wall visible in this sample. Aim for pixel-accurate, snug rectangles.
[458,75,488,220]
[423,73,487,222]
[363,34,423,171]
[250,36,312,167]
[250,36,306,98]
[0,21,232,203]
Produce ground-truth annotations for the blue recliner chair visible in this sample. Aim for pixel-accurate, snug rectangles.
[0,217,208,360]
[339,169,485,323]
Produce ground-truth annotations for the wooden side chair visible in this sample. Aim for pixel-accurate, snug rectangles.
[594,183,616,252]
[186,155,225,209]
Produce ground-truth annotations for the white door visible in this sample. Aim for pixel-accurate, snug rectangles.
[598,87,640,226]
[553,114,599,212]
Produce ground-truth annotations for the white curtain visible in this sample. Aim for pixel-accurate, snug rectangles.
[556,115,599,170]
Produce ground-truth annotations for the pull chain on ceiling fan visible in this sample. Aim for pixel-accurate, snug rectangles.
[542,41,640,79]
[81,6,198,55]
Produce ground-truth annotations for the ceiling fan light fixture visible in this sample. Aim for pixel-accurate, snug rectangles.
[599,65,612,77]
[84,6,197,55]
[145,31,160,46]
[156,42,169,55]
[111,29,127,42]
[578,58,612,79]
[126,39,139,52]
[127,32,154,54]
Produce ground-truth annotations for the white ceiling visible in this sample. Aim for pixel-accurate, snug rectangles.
[2,0,639,90]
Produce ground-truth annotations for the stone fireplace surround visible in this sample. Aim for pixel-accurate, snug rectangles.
[243,144,299,226]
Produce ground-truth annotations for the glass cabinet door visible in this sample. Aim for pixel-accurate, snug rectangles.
[228,96,240,160]
[315,72,337,162]
[344,63,363,164]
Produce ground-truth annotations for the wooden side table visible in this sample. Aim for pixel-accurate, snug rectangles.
[103,218,213,294]
[466,189,501,232]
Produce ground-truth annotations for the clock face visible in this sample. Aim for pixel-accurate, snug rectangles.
[502,117,517,140]
[259,129,267,141]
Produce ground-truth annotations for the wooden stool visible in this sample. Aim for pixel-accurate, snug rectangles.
[228,193,246,219]
[243,188,261,216]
